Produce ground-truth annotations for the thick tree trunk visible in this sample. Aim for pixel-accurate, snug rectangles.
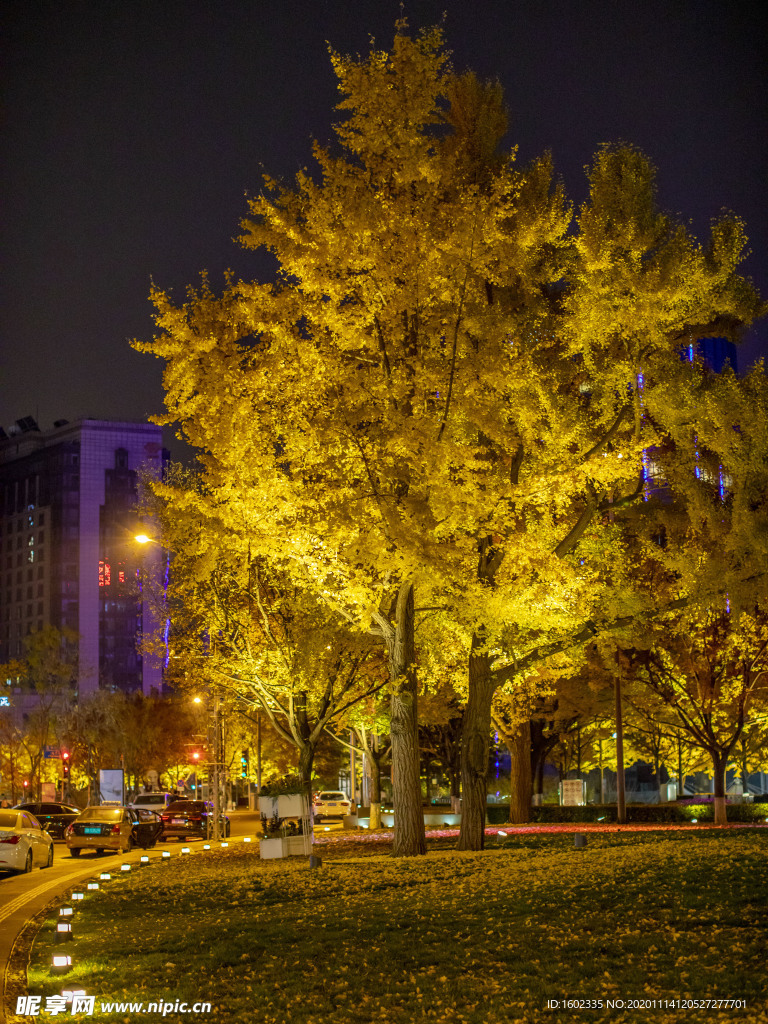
[389,583,426,857]
[298,743,315,809]
[711,751,728,826]
[507,720,532,824]
[369,754,382,830]
[457,635,496,851]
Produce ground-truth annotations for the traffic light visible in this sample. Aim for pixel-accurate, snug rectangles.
[241,749,249,779]
[62,751,70,779]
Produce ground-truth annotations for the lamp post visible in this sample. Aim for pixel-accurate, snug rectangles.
[194,693,223,841]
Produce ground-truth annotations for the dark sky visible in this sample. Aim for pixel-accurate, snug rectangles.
[2,0,766,454]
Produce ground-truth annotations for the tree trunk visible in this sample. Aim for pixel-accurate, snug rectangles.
[457,635,496,851]
[450,768,461,814]
[298,743,315,809]
[388,582,426,857]
[369,752,382,830]
[712,751,728,826]
[507,720,532,824]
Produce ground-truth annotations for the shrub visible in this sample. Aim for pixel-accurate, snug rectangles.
[486,802,768,825]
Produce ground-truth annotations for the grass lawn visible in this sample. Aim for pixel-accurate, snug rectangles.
[24,829,768,1024]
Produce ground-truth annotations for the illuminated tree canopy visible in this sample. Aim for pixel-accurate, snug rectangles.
[137,23,765,854]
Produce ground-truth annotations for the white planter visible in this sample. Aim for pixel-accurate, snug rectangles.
[259,837,284,860]
[277,794,306,818]
[283,834,308,857]
[258,796,278,817]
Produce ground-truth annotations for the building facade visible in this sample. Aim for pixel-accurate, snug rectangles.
[0,418,168,699]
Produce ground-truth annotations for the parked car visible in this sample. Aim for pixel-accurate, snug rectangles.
[313,791,355,823]
[0,809,54,872]
[159,800,230,840]
[65,806,163,856]
[13,801,81,840]
[127,792,174,814]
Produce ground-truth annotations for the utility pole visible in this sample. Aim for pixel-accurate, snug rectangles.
[615,657,626,825]
[210,690,223,841]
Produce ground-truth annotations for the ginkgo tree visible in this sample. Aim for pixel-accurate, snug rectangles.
[137,22,764,854]
[622,605,768,824]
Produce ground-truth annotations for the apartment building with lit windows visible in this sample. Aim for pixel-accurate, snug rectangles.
[0,418,168,701]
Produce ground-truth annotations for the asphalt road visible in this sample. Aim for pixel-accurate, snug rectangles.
[0,810,273,1023]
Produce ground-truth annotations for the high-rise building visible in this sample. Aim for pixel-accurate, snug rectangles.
[0,418,168,701]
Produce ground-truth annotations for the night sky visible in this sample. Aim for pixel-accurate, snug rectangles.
[2,0,766,455]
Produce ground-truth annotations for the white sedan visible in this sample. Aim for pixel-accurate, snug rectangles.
[0,809,54,873]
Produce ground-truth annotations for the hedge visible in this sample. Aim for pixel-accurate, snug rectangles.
[485,801,768,825]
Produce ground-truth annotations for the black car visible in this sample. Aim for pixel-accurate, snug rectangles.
[14,802,81,840]
[159,800,230,840]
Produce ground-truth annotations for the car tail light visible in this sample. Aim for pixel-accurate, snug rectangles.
[110,824,121,835]
[65,824,74,836]
[0,833,21,845]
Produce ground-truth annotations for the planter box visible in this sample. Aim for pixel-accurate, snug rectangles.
[259,837,285,860]
[283,834,309,857]
[259,835,309,859]
[277,794,307,818]
[258,796,278,817]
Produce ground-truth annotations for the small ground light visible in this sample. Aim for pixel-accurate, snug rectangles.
[140,855,149,864]
[203,844,210,850]
[324,827,330,832]
[162,851,170,859]
[691,818,698,824]
[55,922,73,943]
[244,837,252,843]
[497,830,507,837]
[99,872,111,881]
[181,847,191,854]
[71,892,84,901]
[597,816,606,822]
[51,954,72,975]
[59,907,74,917]
[121,863,131,872]
[220,841,229,848]
[87,883,99,891]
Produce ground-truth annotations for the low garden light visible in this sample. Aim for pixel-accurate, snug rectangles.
[71,891,84,901]
[59,907,73,918]
[220,841,228,848]
[140,855,149,864]
[99,872,111,881]
[87,882,99,891]
[55,922,73,943]
[121,864,131,872]
[203,844,210,850]
[243,837,252,843]
[181,847,191,854]
[162,851,170,859]
[51,954,72,975]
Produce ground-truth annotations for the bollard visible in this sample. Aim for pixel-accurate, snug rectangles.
[309,855,323,869]
[574,834,587,848]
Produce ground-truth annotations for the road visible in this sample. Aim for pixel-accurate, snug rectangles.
[0,810,270,1024]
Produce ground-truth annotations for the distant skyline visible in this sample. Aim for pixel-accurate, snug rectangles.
[2,0,766,455]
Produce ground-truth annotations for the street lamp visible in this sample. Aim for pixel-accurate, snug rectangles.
[192,692,224,842]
